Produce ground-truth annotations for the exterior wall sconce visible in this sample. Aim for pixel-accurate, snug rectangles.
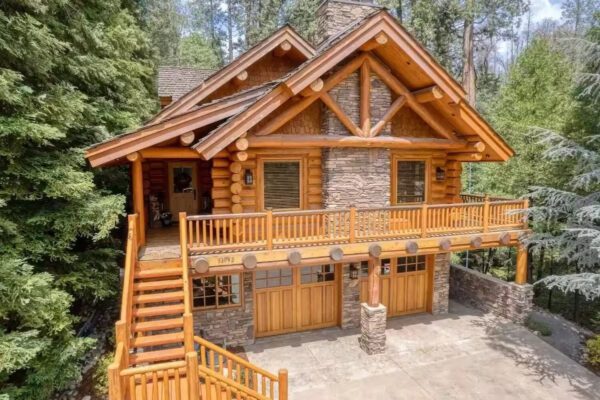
[244,169,254,186]
[436,167,446,181]
[349,264,359,280]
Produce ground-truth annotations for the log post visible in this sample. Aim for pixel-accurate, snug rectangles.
[131,156,146,245]
[367,258,381,307]
[482,194,490,233]
[278,369,288,400]
[515,243,528,284]
[107,362,121,400]
[186,352,200,399]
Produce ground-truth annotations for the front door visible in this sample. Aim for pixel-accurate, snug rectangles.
[254,265,340,337]
[360,255,431,317]
[168,162,198,215]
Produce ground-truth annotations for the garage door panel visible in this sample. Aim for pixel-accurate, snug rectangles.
[282,288,295,330]
[255,292,269,335]
[393,276,407,315]
[269,290,282,331]
[323,285,335,323]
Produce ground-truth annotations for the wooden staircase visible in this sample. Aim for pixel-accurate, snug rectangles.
[108,213,288,400]
[129,259,186,366]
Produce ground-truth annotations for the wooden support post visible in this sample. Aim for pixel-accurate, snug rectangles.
[107,363,121,400]
[266,208,273,250]
[349,206,356,243]
[131,157,146,245]
[515,244,528,284]
[367,258,381,307]
[183,313,194,353]
[186,352,200,399]
[278,369,289,400]
[360,61,370,134]
[420,203,428,238]
[482,195,490,233]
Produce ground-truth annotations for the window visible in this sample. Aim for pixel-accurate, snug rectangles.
[396,160,426,203]
[263,160,301,210]
[255,268,293,289]
[192,274,241,309]
[172,166,194,193]
[300,265,335,284]
[396,256,427,273]
[359,259,391,277]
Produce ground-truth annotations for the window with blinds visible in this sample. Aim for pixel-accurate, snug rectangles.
[396,160,426,203]
[263,161,301,210]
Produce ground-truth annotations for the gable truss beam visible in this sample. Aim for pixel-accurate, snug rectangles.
[370,95,406,137]
[413,85,444,103]
[321,92,364,137]
[365,54,457,140]
[360,62,370,134]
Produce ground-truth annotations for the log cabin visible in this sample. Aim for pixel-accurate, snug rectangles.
[87,1,532,398]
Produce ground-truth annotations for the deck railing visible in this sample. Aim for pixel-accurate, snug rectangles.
[186,196,529,253]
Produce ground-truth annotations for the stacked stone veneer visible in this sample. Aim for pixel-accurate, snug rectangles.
[432,253,450,314]
[358,303,387,354]
[315,0,382,45]
[341,264,361,328]
[449,265,534,324]
[193,272,254,347]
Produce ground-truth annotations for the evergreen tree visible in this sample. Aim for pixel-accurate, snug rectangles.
[0,0,155,397]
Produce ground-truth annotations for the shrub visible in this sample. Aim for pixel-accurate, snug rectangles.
[525,317,552,336]
[586,335,600,368]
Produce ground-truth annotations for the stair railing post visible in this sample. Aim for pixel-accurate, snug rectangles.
[107,363,121,400]
[179,212,194,353]
[186,352,200,399]
[278,369,288,400]
[266,208,273,250]
[483,195,490,233]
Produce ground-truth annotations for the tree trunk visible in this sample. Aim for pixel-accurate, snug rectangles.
[396,0,403,23]
[227,0,234,63]
[462,0,476,105]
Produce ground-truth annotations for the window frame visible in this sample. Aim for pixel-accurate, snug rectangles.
[390,154,431,205]
[191,272,243,310]
[257,155,307,211]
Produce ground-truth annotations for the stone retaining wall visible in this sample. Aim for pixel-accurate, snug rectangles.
[449,264,533,324]
[193,272,254,347]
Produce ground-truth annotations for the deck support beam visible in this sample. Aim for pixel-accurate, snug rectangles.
[515,243,528,284]
[131,157,146,245]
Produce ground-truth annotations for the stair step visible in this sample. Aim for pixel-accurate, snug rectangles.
[134,291,184,304]
[134,279,183,292]
[138,259,181,270]
[129,347,186,365]
[132,317,184,333]
[134,304,185,318]
[135,268,182,279]
[131,332,185,348]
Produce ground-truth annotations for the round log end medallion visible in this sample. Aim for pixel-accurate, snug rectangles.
[288,250,302,265]
[499,232,511,245]
[368,243,382,258]
[242,253,258,269]
[439,239,452,251]
[471,236,483,248]
[192,257,210,274]
[330,246,344,261]
[406,241,418,254]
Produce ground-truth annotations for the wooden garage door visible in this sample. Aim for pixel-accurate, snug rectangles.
[254,265,339,337]
[360,256,431,317]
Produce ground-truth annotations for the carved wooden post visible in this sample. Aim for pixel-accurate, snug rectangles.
[278,369,288,400]
[186,352,200,399]
[515,243,528,284]
[367,258,381,307]
[266,208,273,250]
[349,206,356,243]
[483,194,490,233]
[107,363,121,400]
[420,203,428,238]
[130,155,146,245]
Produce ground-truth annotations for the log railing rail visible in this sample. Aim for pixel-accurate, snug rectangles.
[186,195,529,253]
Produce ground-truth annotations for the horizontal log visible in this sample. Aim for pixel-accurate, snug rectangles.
[300,78,324,97]
[126,152,140,162]
[274,40,292,57]
[213,158,230,168]
[231,203,244,214]
[179,132,195,146]
[248,134,467,150]
[360,32,388,51]
[448,152,483,162]
[229,161,242,174]
[139,147,200,159]
[413,85,444,103]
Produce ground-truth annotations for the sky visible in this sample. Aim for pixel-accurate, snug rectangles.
[530,0,563,23]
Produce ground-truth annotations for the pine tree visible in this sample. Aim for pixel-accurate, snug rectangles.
[0,0,155,397]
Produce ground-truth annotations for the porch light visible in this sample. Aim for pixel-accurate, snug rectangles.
[349,264,359,280]
[244,169,254,186]
[436,167,446,181]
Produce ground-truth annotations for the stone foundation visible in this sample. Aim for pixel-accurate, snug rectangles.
[358,303,387,354]
[449,264,533,324]
[193,272,254,346]
[341,264,361,328]
[432,253,450,315]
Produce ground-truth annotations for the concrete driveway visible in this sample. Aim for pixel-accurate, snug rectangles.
[244,302,600,399]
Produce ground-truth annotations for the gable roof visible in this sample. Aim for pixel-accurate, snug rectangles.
[86,84,272,167]
[158,66,214,100]
[193,10,513,161]
[149,25,316,124]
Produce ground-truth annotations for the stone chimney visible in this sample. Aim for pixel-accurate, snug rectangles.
[315,0,382,45]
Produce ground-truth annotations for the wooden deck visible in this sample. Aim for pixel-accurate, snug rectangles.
[139,227,181,260]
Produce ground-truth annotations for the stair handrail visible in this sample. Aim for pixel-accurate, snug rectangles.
[108,213,139,400]
[198,363,274,400]
[179,212,195,353]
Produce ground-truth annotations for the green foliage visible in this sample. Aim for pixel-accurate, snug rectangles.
[92,353,114,396]
[525,317,553,336]
[0,0,155,398]
[586,335,600,367]
[179,33,222,68]
[283,0,320,44]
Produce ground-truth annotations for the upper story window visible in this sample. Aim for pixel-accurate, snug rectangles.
[263,160,301,210]
[395,160,426,203]
[192,274,241,309]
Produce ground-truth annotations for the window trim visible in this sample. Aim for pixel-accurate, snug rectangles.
[191,272,244,310]
[257,155,307,211]
[390,154,431,205]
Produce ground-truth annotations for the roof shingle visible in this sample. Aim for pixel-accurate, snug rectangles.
[158,66,214,100]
